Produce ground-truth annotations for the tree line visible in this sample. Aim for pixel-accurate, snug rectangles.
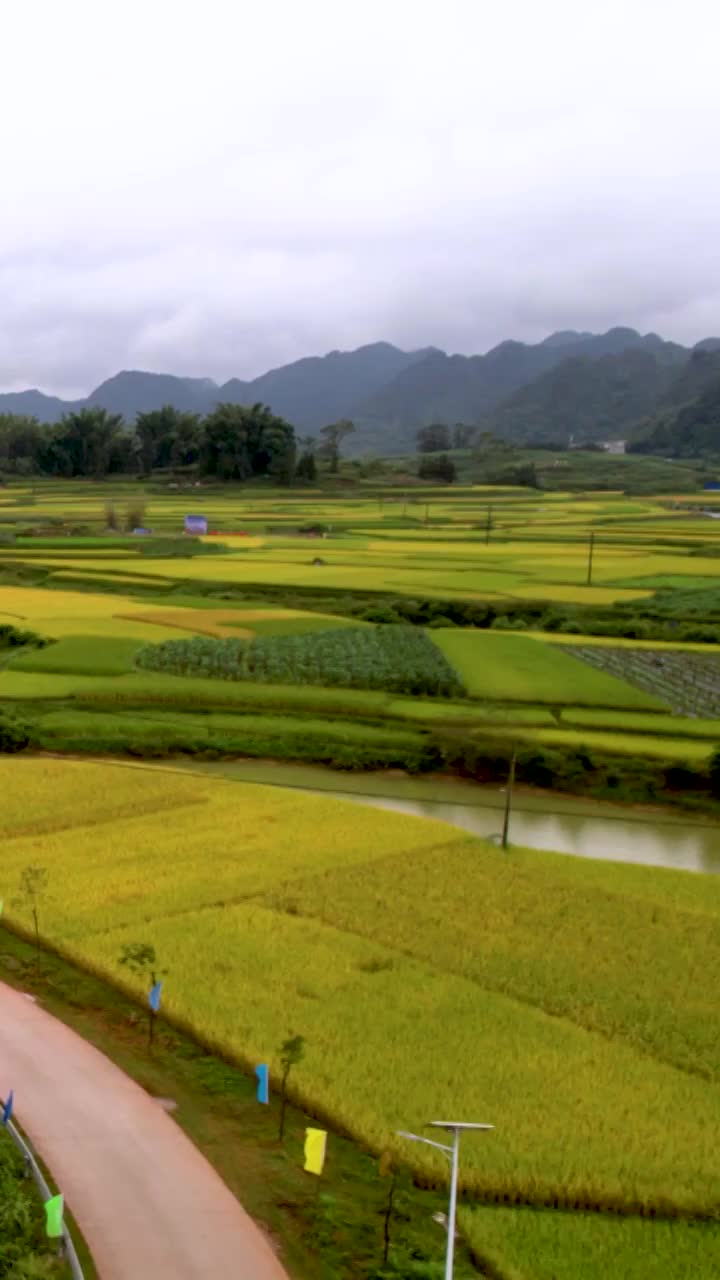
[0,405,357,483]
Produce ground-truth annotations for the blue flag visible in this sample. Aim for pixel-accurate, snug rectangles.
[2,1090,12,1126]
[148,980,162,1013]
[255,1064,269,1105]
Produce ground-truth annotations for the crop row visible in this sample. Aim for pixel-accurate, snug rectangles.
[562,645,720,717]
[135,624,465,698]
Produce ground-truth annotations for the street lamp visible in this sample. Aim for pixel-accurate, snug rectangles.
[397,1120,494,1280]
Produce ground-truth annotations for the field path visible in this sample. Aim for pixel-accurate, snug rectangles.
[0,981,289,1280]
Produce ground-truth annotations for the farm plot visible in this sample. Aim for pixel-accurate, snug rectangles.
[8,634,142,676]
[461,1206,720,1280]
[135,625,464,697]
[562,646,720,717]
[432,630,666,709]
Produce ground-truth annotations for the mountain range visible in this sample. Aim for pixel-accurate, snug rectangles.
[3,328,720,455]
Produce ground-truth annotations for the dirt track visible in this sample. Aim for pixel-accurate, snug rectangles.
[0,982,289,1279]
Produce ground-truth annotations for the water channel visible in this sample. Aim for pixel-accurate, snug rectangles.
[196,760,720,875]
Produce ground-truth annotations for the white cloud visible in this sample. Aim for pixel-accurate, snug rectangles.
[0,0,718,393]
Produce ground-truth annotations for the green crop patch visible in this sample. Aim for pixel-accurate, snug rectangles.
[461,1206,720,1280]
[432,630,666,708]
[9,634,141,676]
[136,624,465,698]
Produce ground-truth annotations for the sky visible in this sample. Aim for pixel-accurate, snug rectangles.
[1,0,719,396]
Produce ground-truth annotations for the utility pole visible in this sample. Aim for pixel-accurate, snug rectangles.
[397,1121,494,1280]
[501,746,516,850]
[485,506,492,546]
[586,531,595,586]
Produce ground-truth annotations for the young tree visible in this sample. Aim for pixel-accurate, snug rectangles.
[119,942,166,1047]
[378,1150,398,1265]
[278,1033,305,1140]
[319,419,354,473]
[14,866,49,970]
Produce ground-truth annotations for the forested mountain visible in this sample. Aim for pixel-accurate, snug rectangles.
[86,371,215,417]
[223,342,437,428]
[628,349,720,457]
[479,349,682,444]
[353,328,689,448]
[1,328,719,454]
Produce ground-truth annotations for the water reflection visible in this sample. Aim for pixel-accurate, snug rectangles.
[319,791,720,875]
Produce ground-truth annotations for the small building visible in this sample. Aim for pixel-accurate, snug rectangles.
[184,514,208,535]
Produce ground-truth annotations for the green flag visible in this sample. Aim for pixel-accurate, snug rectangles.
[44,1193,64,1238]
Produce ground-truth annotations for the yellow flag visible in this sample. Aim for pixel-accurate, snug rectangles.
[304,1127,327,1176]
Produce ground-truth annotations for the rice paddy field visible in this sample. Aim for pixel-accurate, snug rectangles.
[1,479,720,767]
[0,758,719,1278]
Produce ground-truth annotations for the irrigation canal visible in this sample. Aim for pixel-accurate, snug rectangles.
[189,760,720,875]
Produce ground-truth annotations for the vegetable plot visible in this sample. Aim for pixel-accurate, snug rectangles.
[135,624,465,697]
[563,645,720,717]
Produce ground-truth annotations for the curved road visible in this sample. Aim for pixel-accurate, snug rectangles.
[0,982,289,1279]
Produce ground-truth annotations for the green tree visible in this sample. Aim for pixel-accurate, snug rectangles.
[319,419,354,472]
[200,403,295,482]
[0,414,43,474]
[13,866,49,970]
[278,1033,305,1140]
[135,405,201,475]
[39,407,126,478]
[378,1150,398,1265]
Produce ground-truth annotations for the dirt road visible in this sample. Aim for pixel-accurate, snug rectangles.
[0,982,289,1279]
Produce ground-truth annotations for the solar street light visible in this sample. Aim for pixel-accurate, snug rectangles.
[397,1120,494,1280]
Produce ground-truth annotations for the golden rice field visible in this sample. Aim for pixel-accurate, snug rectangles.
[2,758,719,1222]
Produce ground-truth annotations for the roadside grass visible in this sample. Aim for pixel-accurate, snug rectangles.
[432,630,666,709]
[0,1124,72,1278]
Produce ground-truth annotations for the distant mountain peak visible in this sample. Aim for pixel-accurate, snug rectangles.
[540,330,594,348]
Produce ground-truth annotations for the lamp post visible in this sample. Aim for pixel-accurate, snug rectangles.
[397,1120,494,1280]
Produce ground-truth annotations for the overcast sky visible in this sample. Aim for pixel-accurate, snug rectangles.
[1,0,718,396]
